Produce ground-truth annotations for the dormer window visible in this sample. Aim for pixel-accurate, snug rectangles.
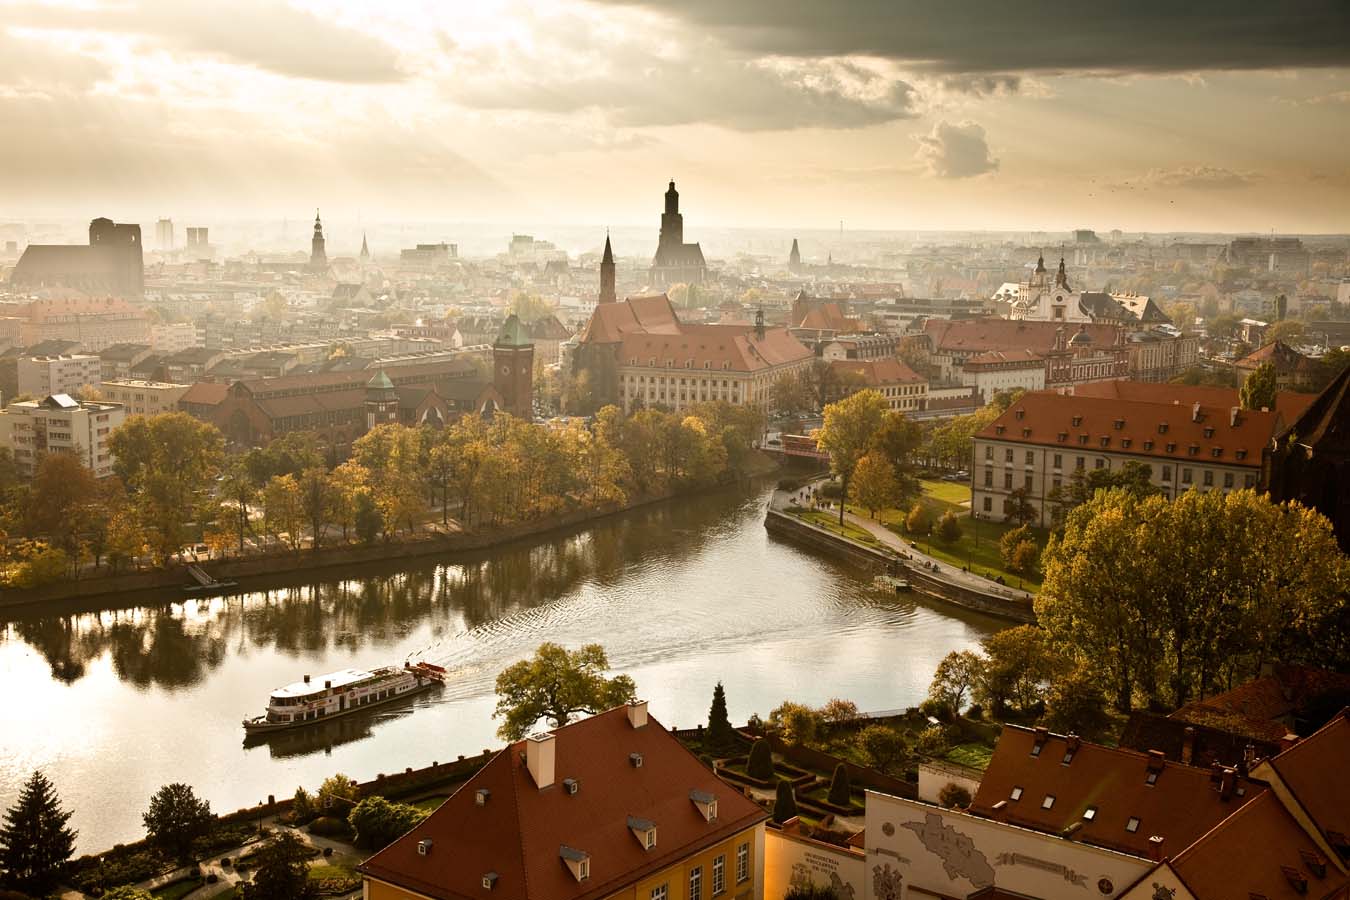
[1158,423,1169,434]
[483,872,499,891]
[1083,806,1098,821]
[1099,437,1110,448]
[995,424,1005,434]
[1188,445,1200,456]
[563,778,579,796]
[1113,419,1125,430]
[1041,794,1056,810]
[1022,427,1031,438]
[1236,449,1248,460]
[560,846,590,882]
[628,816,657,850]
[1071,415,1083,427]
[1166,442,1177,453]
[1078,434,1089,445]
[1057,432,1068,442]
[690,790,718,822]
[1121,438,1132,448]
[1203,426,1214,438]
[1211,448,1222,458]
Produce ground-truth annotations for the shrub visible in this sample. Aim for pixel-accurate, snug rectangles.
[999,524,1033,567]
[938,783,972,809]
[905,502,931,536]
[785,883,837,900]
[826,764,852,807]
[818,481,843,500]
[919,698,954,723]
[746,739,774,781]
[966,704,984,721]
[306,816,352,839]
[854,725,908,774]
[772,779,798,824]
[290,787,317,825]
[818,698,860,727]
[937,511,962,543]
[767,701,821,746]
[915,725,951,758]
[99,889,154,900]
[347,796,430,851]
[1044,668,1111,740]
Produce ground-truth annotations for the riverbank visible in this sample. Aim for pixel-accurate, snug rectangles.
[2,453,783,611]
[764,494,1036,624]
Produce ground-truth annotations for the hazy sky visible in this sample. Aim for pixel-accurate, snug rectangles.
[3,0,1349,233]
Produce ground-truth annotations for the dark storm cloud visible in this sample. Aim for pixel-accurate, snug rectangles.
[586,0,1350,74]
[8,0,406,84]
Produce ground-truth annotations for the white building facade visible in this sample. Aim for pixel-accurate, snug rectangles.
[0,394,125,480]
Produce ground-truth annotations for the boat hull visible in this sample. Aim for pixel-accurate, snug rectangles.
[243,677,441,736]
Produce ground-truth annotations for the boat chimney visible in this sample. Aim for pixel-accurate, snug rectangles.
[525,732,555,789]
[303,674,310,684]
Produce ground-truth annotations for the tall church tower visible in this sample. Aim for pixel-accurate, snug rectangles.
[789,238,801,272]
[359,232,370,264]
[659,180,683,250]
[309,210,328,272]
[493,314,535,421]
[599,234,616,303]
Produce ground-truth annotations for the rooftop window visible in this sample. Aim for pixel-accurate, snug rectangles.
[1126,817,1140,833]
[1041,794,1056,810]
[1083,806,1097,821]
[1010,786,1023,801]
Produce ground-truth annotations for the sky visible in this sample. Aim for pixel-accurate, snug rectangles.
[2,0,1350,234]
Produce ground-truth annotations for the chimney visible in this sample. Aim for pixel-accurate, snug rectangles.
[627,699,649,729]
[1219,768,1236,801]
[1147,835,1165,861]
[1229,406,1241,427]
[1280,733,1300,752]
[525,732,555,789]
[1181,727,1195,766]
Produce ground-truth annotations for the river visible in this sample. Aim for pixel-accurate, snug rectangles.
[0,482,1004,853]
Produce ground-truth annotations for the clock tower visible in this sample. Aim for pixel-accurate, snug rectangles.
[493,314,535,421]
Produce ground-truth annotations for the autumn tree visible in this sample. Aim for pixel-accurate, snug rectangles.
[27,453,98,565]
[937,511,962,544]
[493,643,637,740]
[1239,361,1278,411]
[0,771,77,896]
[263,474,305,550]
[870,411,922,498]
[928,650,984,714]
[853,725,908,774]
[977,625,1065,716]
[905,502,931,536]
[1044,667,1110,739]
[849,451,898,519]
[298,467,331,547]
[816,390,888,526]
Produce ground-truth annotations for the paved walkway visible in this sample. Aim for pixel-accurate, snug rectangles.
[774,481,1033,604]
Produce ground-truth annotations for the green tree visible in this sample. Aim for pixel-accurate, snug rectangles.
[870,411,923,489]
[937,783,972,809]
[1265,320,1305,345]
[827,764,852,807]
[142,783,213,862]
[746,739,774,780]
[219,463,256,553]
[1005,487,1037,526]
[849,451,898,519]
[1239,361,1278,411]
[493,643,637,740]
[263,474,305,551]
[928,650,984,714]
[101,888,154,900]
[772,779,798,824]
[1044,667,1110,739]
[298,467,331,548]
[854,725,907,774]
[767,702,821,746]
[816,390,889,526]
[937,510,962,544]
[999,525,1033,568]
[317,774,358,811]
[239,831,317,900]
[1009,540,1039,576]
[27,453,98,562]
[0,771,77,895]
[347,796,429,851]
[707,682,735,754]
[510,291,555,324]
[977,625,1065,716]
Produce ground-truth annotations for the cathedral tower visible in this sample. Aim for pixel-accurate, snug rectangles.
[599,234,616,304]
[309,210,328,272]
[493,315,535,421]
[659,180,683,250]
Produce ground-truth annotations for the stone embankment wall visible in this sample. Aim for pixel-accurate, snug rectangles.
[763,508,1036,624]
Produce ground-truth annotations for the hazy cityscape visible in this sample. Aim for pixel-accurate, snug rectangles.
[1,4,1348,900]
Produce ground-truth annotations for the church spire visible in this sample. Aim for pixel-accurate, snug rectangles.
[599,232,616,304]
[1055,256,1069,289]
[309,208,327,272]
[360,231,370,261]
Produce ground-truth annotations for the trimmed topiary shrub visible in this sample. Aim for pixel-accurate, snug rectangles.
[772,779,798,824]
[826,764,852,807]
[746,739,774,781]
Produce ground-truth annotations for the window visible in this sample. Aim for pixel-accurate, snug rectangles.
[1076,457,1085,470]
[1182,468,1193,484]
[1245,474,1256,488]
[1029,743,1042,758]
[1053,453,1062,468]
[1052,477,1062,489]
[651,884,668,900]
[982,497,992,512]
[689,867,703,900]
[1224,472,1234,489]
[1010,786,1023,801]
[984,470,993,487]
[736,842,749,883]
[1025,451,1034,465]
[1145,771,1158,786]
[1083,806,1098,821]
[1005,448,1014,463]
[1162,465,1172,482]
[1095,458,1105,470]
[1042,795,1056,810]
[1203,470,1213,487]
[1126,817,1140,833]
[1024,474,1033,489]
[985,445,993,460]
[1004,473,1013,489]
[712,855,726,895]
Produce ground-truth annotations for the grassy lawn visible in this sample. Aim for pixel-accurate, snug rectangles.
[945,743,995,771]
[853,480,1048,592]
[409,795,448,813]
[151,877,203,900]
[792,508,883,546]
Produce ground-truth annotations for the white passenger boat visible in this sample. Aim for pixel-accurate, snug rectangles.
[242,661,446,735]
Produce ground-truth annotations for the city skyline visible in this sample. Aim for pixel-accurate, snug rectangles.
[2,1,1349,232]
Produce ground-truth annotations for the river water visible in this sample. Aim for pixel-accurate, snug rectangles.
[0,483,1003,853]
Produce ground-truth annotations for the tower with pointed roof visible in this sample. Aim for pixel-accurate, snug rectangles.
[309,209,328,272]
[365,369,397,430]
[789,238,801,273]
[493,314,534,421]
[599,234,616,304]
[1055,256,1070,290]
[650,180,707,288]
[359,232,370,264]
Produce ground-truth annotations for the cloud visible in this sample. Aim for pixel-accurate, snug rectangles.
[585,0,1350,74]
[449,39,919,130]
[915,121,998,179]
[6,1,405,83]
[1136,166,1262,190]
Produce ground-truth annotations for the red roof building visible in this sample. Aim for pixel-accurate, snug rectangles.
[827,358,928,413]
[360,703,767,900]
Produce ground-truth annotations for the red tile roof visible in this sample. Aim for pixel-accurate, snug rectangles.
[579,295,681,344]
[828,357,926,386]
[1070,380,1315,419]
[976,390,1281,468]
[924,318,1120,355]
[359,706,766,900]
[1265,710,1350,857]
[969,725,1265,858]
[178,381,229,407]
[1170,666,1350,742]
[1235,340,1318,374]
[1168,790,1346,900]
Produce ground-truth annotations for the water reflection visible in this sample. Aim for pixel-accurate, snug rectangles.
[0,482,1003,853]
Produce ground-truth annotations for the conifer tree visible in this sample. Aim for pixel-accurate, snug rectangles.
[746,738,774,781]
[772,779,798,824]
[827,764,852,807]
[707,682,734,753]
[0,770,77,896]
